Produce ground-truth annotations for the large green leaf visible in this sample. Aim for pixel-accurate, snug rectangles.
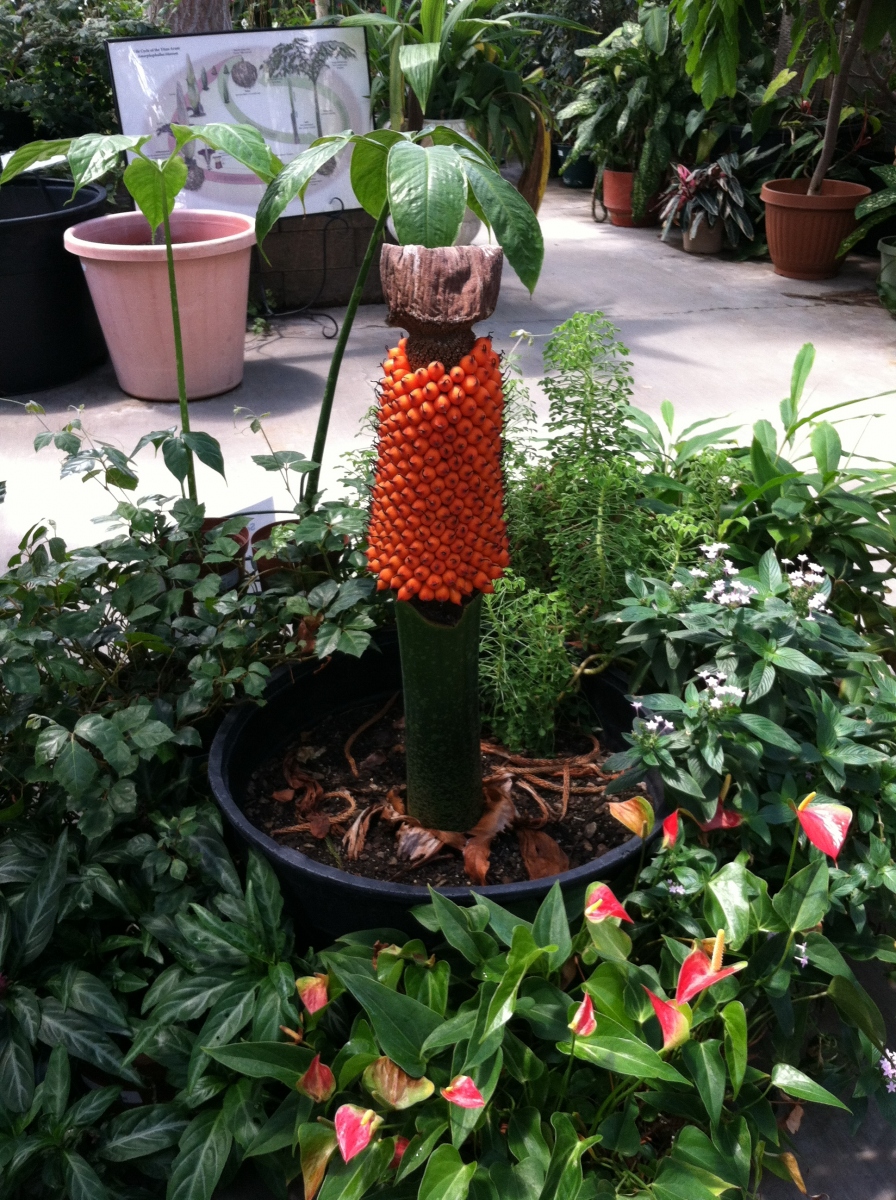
[459,151,543,291]
[189,982,259,1089]
[175,123,281,183]
[387,141,466,248]
[0,138,72,183]
[205,1040,312,1087]
[0,1019,34,1113]
[771,1063,850,1111]
[482,926,545,1040]
[654,1158,731,1200]
[681,1039,725,1126]
[429,889,492,964]
[15,829,68,966]
[244,851,284,958]
[563,1029,688,1083]
[721,1002,747,1098]
[827,975,886,1050]
[810,422,842,476]
[53,736,97,799]
[532,882,572,972]
[39,999,140,1082]
[318,1137,394,1200]
[324,963,444,1076]
[703,862,752,951]
[99,1104,189,1161]
[243,1093,311,1158]
[640,4,669,53]
[167,1109,233,1200]
[736,714,800,754]
[255,135,353,244]
[399,42,442,113]
[350,130,402,218]
[538,1112,600,1200]
[123,154,188,233]
[63,1151,110,1200]
[43,1043,70,1123]
[772,860,830,932]
[419,1144,477,1200]
[421,0,447,42]
[68,133,148,192]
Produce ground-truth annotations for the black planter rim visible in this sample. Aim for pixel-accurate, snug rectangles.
[209,658,668,906]
[0,177,107,227]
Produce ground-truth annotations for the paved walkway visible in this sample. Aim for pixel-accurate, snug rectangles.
[1,180,893,564]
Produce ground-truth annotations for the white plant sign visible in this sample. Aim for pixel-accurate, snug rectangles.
[107,29,372,218]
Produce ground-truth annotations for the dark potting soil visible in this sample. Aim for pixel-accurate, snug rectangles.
[244,698,646,887]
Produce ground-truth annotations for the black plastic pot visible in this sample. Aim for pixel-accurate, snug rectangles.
[209,632,666,938]
[553,143,596,190]
[0,175,107,395]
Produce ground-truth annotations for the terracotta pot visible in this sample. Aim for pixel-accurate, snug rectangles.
[682,219,723,255]
[760,178,870,280]
[63,208,256,401]
[602,169,658,227]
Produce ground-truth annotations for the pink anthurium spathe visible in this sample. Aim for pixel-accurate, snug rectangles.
[584,883,633,924]
[296,973,329,1014]
[796,792,852,861]
[675,931,747,1005]
[569,994,597,1038]
[296,1054,336,1103]
[642,986,691,1051]
[662,811,680,849]
[440,1075,486,1109]
[389,1137,410,1171]
[334,1105,383,1163]
[698,802,743,831]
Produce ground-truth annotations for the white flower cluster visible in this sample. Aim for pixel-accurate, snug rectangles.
[666,879,687,896]
[794,941,809,969]
[781,554,830,618]
[698,670,745,711]
[700,543,729,561]
[879,1048,896,1094]
[704,578,758,607]
[643,717,675,735]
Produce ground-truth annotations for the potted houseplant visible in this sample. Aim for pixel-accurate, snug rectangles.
[759,0,876,279]
[0,169,107,395]
[210,125,667,934]
[659,152,754,253]
[836,163,896,317]
[557,4,692,226]
[1,125,278,404]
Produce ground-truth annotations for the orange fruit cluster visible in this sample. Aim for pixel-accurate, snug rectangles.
[366,335,509,604]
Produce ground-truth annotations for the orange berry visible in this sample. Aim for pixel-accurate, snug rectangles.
[449,366,465,384]
[419,586,434,601]
[428,361,445,380]
[462,375,478,395]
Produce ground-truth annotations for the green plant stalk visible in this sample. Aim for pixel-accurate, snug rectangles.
[161,202,197,503]
[305,201,389,501]
[783,819,800,887]
[395,594,484,831]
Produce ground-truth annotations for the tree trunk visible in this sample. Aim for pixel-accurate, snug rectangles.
[772,11,794,84]
[314,0,331,18]
[167,0,232,35]
[807,0,872,195]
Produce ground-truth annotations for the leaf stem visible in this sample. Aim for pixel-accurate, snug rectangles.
[305,201,389,503]
[783,818,800,887]
[161,201,197,503]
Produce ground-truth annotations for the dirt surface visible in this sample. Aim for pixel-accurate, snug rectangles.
[244,698,647,887]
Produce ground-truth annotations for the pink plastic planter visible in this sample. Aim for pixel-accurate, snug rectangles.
[64,209,256,401]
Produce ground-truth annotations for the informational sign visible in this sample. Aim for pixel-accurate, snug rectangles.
[106,28,371,218]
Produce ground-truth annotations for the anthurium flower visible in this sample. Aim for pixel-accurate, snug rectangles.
[362,1056,435,1110]
[662,811,680,849]
[334,1105,383,1162]
[584,883,633,924]
[608,794,655,839]
[296,973,329,1014]
[796,792,852,861]
[697,802,743,831]
[569,994,597,1038]
[440,1075,486,1109]
[389,1137,410,1171]
[675,931,747,1005]
[297,1054,336,1103]
[642,986,691,1051]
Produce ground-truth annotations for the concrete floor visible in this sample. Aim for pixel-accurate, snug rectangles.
[1,180,894,565]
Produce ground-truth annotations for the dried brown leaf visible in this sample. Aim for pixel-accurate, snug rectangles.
[784,1103,804,1135]
[359,751,387,771]
[272,788,295,804]
[464,786,518,885]
[779,1152,807,1195]
[517,829,569,880]
[307,812,331,839]
[397,825,444,865]
[343,804,382,860]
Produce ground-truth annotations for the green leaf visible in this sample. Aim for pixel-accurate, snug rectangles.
[810,422,842,476]
[15,829,68,965]
[176,122,280,183]
[399,42,442,113]
[53,736,97,798]
[721,1002,747,1099]
[460,152,543,291]
[827,975,886,1050]
[182,432,226,479]
[255,135,352,244]
[100,1104,188,1161]
[640,4,669,54]
[350,130,402,218]
[757,549,783,592]
[768,646,827,677]
[704,863,752,951]
[189,982,259,1089]
[532,882,572,972]
[477,896,532,947]
[0,1019,34,1113]
[300,1123,339,1200]
[39,999,139,1082]
[68,132,147,192]
[387,141,466,248]
[323,963,443,1076]
[538,1112,600,1200]
[564,1030,688,1083]
[2,661,40,693]
[482,926,545,1039]
[772,860,830,932]
[681,1039,725,1127]
[63,1151,109,1200]
[0,138,72,183]
[421,0,447,43]
[429,889,489,964]
[654,1158,731,1200]
[123,154,188,234]
[770,1063,850,1111]
[244,851,284,957]
[244,1093,311,1158]
[396,1118,449,1181]
[318,1137,394,1200]
[167,1108,233,1200]
[419,1144,477,1200]
[204,1041,312,1087]
[736,714,800,754]
[44,1043,70,1123]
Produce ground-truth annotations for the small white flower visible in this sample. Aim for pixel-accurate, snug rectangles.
[672,581,683,590]
[709,697,723,710]
[689,567,708,578]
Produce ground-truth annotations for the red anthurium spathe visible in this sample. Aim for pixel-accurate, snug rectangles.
[796,792,852,861]
[389,1137,410,1171]
[643,986,691,1051]
[698,802,743,831]
[675,931,747,1005]
[334,1105,383,1163]
[441,1075,486,1109]
[296,1054,336,1103]
[584,883,633,924]
[662,811,679,849]
[569,994,597,1038]
[296,973,329,1014]
[608,794,655,839]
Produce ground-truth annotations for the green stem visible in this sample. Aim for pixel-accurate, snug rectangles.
[783,818,800,887]
[305,201,389,502]
[396,594,484,831]
[161,203,197,503]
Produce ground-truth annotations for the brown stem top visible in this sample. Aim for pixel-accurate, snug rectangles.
[807,0,872,196]
[380,244,504,332]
